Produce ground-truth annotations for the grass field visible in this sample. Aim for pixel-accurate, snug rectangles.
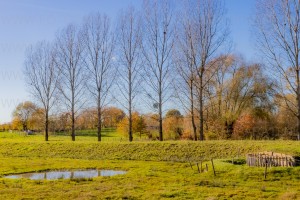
[0,132,300,199]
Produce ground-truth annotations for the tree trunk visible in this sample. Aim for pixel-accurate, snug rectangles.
[71,107,75,141]
[295,24,300,141]
[97,116,102,142]
[97,97,102,142]
[297,113,300,140]
[129,111,133,142]
[45,111,49,141]
[297,70,300,141]
[71,81,75,141]
[199,99,204,140]
[158,67,163,141]
[190,82,197,141]
[71,112,75,141]
[199,73,204,141]
[191,109,197,141]
[159,83,163,141]
[159,111,163,141]
[158,96,163,141]
[129,64,133,142]
[129,86,133,142]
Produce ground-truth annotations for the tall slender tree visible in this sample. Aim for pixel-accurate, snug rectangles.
[24,42,59,141]
[142,0,174,141]
[82,13,115,142]
[116,7,143,142]
[174,9,199,140]
[55,24,87,141]
[179,0,229,140]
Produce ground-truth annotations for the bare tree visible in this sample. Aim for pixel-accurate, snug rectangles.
[82,13,115,142]
[142,0,174,141]
[179,0,229,140]
[174,9,199,141]
[116,7,143,142]
[173,47,198,140]
[24,42,59,141]
[255,0,300,140]
[55,24,87,141]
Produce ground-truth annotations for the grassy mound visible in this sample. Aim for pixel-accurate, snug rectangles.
[1,139,299,162]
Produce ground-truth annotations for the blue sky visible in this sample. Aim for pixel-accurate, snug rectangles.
[0,0,255,123]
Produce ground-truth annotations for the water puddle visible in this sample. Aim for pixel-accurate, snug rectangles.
[3,169,126,180]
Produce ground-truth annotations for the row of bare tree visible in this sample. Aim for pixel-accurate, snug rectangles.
[24,0,176,142]
[23,0,300,141]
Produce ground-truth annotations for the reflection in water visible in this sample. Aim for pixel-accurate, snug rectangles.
[4,169,126,180]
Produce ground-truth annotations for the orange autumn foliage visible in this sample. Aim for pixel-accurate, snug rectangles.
[233,114,255,139]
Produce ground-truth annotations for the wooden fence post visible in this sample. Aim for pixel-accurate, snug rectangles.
[200,161,202,173]
[211,159,216,176]
[264,158,268,180]
[196,163,200,173]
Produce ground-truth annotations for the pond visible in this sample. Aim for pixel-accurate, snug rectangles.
[3,169,126,180]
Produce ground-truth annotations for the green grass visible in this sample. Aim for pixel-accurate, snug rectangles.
[0,132,300,199]
[1,158,300,199]
[3,128,148,142]
[1,134,300,162]
[52,128,120,137]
